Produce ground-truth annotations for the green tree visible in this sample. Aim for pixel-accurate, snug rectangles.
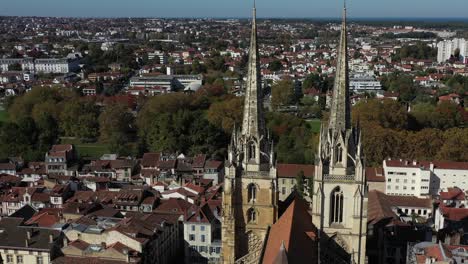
[268,60,283,71]
[437,128,468,161]
[8,63,22,71]
[206,96,243,133]
[295,170,305,198]
[99,103,134,143]
[410,102,435,128]
[271,79,295,110]
[431,101,463,129]
[60,100,100,140]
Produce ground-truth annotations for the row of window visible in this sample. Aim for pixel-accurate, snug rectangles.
[189,245,221,254]
[387,185,416,191]
[190,225,206,232]
[281,187,295,195]
[5,255,43,264]
[402,208,428,215]
[387,172,414,176]
[388,179,417,183]
[189,234,207,242]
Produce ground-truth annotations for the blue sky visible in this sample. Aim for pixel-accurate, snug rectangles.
[1,0,467,18]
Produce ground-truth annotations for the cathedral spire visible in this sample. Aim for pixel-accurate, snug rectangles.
[328,4,351,132]
[241,1,265,139]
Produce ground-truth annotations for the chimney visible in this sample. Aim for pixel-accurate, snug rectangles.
[63,238,68,247]
[412,160,417,166]
[49,234,54,243]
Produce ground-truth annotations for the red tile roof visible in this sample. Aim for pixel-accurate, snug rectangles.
[366,167,385,182]
[439,187,465,201]
[277,164,315,178]
[141,152,161,167]
[439,206,468,221]
[24,211,60,227]
[262,196,318,264]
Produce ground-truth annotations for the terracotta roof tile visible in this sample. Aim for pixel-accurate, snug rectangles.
[277,164,315,178]
[262,196,318,264]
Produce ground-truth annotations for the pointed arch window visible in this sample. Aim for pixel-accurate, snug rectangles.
[330,186,344,224]
[247,208,257,223]
[248,142,256,160]
[335,144,343,164]
[248,183,257,202]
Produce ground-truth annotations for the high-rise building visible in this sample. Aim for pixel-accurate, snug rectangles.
[221,3,278,264]
[437,38,468,63]
[311,6,368,264]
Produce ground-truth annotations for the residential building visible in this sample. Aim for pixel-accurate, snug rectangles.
[276,163,314,201]
[384,159,468,197]
[407,242,468,264]
[0,162,17,175]
[64,212,180,264]
[349,74,383,94]
[0,57,79,73]
[45,144,76,176]
[366,167,386,192]
[0,217,64,264]
[367,191,433,264]
[148,51,168,64]
[437,38,468,63]
[129,74,202,92]
[384,159,431,197]
[184,204,221,264]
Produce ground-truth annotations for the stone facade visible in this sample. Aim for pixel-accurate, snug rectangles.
[311,7,368,264]
[221,5,278,264]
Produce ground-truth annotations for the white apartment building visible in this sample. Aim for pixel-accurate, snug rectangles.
[129,74,203,91]
[349,74,383,94]
[0,57,79,73]
[184,204,221,264]
[384,159,431,197]
[437,38,468,63]
[383,159,468,197]
[148,51,168,64]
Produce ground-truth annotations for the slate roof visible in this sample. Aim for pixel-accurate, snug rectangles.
[0,217,61,251]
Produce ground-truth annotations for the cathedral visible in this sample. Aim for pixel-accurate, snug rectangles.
[311,5,368,264]
[221,3,367,264]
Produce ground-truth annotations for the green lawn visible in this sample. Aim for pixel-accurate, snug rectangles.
[60,138,110,159]
[306,119,321,133]
[0,110,9,123]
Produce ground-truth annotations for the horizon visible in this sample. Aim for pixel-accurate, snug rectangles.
[2,14,468,22]
[2,0,468,20]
